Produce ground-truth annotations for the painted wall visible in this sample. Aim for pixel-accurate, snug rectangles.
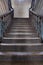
[0,0,9,15]
[11,0,32,18]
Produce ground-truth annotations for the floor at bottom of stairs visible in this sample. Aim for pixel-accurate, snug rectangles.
[0,61,43,65]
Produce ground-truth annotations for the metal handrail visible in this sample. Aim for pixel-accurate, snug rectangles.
[0,9,14,18]
[29,8,43,41]
[30,9,43,18]
[0,8,14,42]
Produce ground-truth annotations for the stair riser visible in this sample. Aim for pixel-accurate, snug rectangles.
[9,32,37,35]
[6,35,38,37]
[9,30,36,33]
[11,25,32,27]
[1,45,43,52]
[0,61,43,65]
[13,24,31,25]
[12,24,31,27]
[3,39,40,43]
[0,55,43,61]
[12,22,31,24]
[13,22,30,23]
[11,28,34,30]
[10,31,36,33]
[10,29,35,31]
[12,24,30,26]
[0,61,11,65]
[11,26,32,28]
[10,30,33,32]
[11,25,34,27]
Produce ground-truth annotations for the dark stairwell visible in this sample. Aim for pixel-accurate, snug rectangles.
[0,0,43,65]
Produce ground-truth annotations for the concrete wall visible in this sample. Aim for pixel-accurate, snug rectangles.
[11,0,32,18]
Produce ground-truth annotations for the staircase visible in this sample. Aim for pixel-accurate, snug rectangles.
[1,18,43,65]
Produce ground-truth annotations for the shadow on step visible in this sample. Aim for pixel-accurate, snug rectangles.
[0,61,43,65]
[11,61,43,65]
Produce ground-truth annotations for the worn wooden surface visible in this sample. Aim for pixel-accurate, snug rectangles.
[0,61,43,65]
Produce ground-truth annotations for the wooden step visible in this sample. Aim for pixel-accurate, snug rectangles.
[3,36,40,43]
[11,26,33,29]
[9,30,36,34]
[0,52,43,61]
[6,32,38,37]
[12,25,32,27]
[10,29,34,32]
[7,32,37,35]
[0,52,43,56]
[10,29,35,32]
[6,35,38,38]
[1,43,43,52]
[12,22,31,24]
[10,28,35,31]
[11,27,33,29]
[0,61,43,65]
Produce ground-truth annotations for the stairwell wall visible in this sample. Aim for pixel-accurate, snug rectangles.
[0,0,9,15]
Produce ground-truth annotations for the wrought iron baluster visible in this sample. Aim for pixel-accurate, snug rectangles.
[40,18,43,41]
[35,16,38,31]
[0,20,4,41]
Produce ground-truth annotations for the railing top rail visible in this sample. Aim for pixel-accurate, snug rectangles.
[30,9,43,18]
[0,9,14,18]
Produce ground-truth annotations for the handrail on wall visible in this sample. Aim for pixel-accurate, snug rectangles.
[29,9,43,42]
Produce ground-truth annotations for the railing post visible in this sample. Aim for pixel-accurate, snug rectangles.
[40,17,43,41]
[0,19,3,42]
[37,17,40,35]
[36,16,38,32]
[0,17,5,42]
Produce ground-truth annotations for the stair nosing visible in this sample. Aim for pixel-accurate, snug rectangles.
[0,52,43,56]
[3,37,40,39]
[1,43,42,46]
[7,33,37,35]
[12,27,32,28]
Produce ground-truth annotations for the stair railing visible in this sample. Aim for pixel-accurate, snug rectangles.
[29,9,43,41]
[0,9,14,42]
